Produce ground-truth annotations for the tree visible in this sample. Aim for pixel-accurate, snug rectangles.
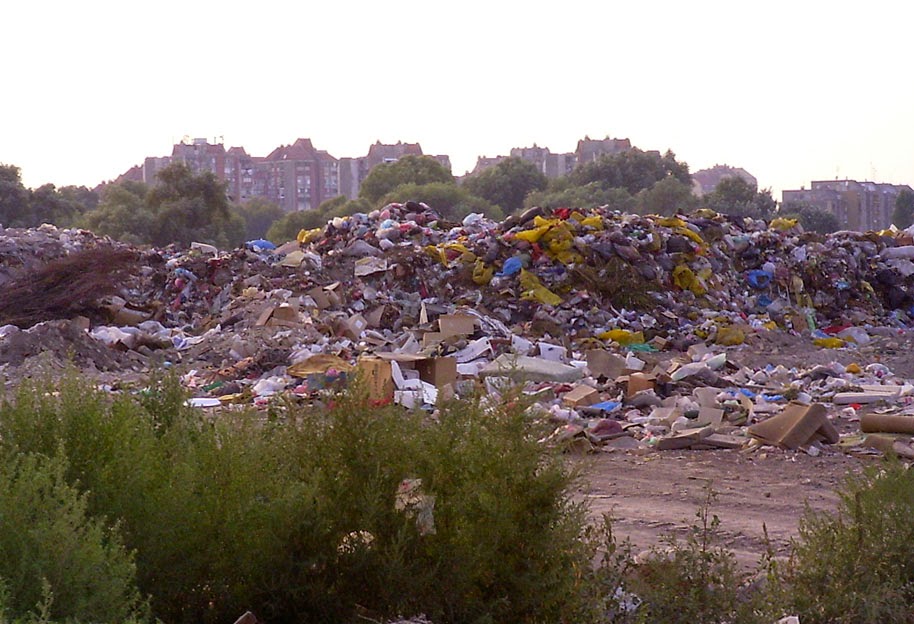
[265,197,372,243]
[80,181,154,245]
[146,163,231,247]
[234,197,283,240]
[635,177,698,216]
[29,183,84,227]
[57,185,100,213]
[703,176,776,220]
[892,188,914,229]
[359,156,454,205]
[462,157,547,214]
[524,183,636,213]
[380,182,502,221]
[0,164,31,227]
[780,202,840,234]
[568,148,691,196]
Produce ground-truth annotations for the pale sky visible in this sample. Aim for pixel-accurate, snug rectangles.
[3,0,912,200]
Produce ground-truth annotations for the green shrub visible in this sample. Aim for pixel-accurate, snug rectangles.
[786,460,914,623]
[0,452,143,623]
[625,488,779,624]
[0,374,600,624]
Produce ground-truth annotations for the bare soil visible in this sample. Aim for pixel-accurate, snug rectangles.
[577,447,871,569]
[575,324,914,570]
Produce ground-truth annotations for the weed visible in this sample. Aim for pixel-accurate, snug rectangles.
[625,486,776,624]
[785,459,914,623]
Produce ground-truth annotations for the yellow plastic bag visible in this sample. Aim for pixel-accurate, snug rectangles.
[715,326,745,346]
[424,245,449,266]
[519,269,563,306]
[813,337,845,349]
[297,227,323,244]
[656,217,686,228]
[769,217,799,231]
[598,329,645,345]
[672,265,707,296]
[472,259,493,285]
[674,226,704,246]
[579,216,604,230]
[515,216,557,243]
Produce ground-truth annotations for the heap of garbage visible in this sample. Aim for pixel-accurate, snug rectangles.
[5,203,914,457]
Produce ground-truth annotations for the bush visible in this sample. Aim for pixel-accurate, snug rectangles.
[785,460,914,623]
[625,488,769,624]
[0,452,143,623]
[0,374,598,624]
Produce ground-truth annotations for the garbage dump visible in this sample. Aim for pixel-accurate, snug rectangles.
[4,205,914,458]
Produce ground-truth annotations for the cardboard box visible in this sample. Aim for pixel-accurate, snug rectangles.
[748,402,838,449]
[375,353,458,389]
[438,313,476,337]
[336,314,368,340]
[357,357,395,402]
[255,305,300,328]
[625,372,656,398]
[414,357,458,388]
[562,384,600,408]
[421,332,446,348]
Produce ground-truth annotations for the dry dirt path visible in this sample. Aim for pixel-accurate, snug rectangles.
[576,448,871,568]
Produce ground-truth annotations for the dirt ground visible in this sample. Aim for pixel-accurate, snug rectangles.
[575,326,914,570]
[577,447,870,569]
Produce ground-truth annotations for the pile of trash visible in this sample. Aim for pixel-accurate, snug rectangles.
[5,203,914,457]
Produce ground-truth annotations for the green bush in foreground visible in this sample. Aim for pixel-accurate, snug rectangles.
[9,371,914,624]
[0,452,144,623]
[0,375,599,624]
[786,460,914,624]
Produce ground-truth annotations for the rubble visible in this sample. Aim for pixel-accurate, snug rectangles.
[3,204,914,459]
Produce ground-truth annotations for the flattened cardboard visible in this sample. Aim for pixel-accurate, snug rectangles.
[657,426,714,450]
[365,305,386,328]
[255,305,300,328]
[747,402,838,449]
[306,287,332,310]
[697,433,746,449]
[438,314,476,337]
[585,349,627,379]
[695,407,724,427]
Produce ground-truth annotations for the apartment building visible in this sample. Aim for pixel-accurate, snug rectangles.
[257,139,340,212]
[575,136,632,165]
[338,141,451,199]
[782,179,914,231]
[692,165,758,197]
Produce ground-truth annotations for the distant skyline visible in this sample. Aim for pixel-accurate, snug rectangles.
[4,1,912,200]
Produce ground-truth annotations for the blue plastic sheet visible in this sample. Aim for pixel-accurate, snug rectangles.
[590,401,621,413]
[246,239,276,251]
[746,269,773,289]
[496,256,523,277]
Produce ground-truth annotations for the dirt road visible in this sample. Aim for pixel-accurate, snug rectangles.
[578,447,870,568]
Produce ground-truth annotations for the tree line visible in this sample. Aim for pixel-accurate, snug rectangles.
[4,149,887,249]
